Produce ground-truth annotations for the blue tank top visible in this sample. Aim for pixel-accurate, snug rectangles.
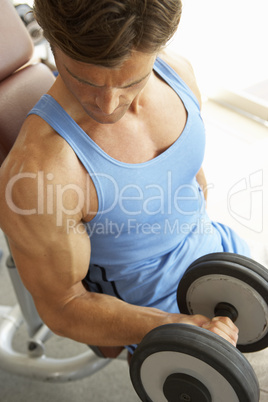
[28,57,249,317]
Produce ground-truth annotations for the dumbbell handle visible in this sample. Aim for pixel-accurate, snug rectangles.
[214,302,238,322]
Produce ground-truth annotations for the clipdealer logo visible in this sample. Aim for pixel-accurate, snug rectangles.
[4,172,88,226]
[5,170,208,227]
[227,170,264,233]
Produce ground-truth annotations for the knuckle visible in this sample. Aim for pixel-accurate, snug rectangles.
[195,314,209,322]
[212,324,222,334]
[213,316,230,324]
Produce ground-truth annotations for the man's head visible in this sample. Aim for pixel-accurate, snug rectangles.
[34,0,182,68]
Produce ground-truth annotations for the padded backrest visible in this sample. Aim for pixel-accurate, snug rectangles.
[0,0,55,165]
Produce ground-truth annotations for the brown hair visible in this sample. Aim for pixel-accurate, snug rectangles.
[34,0,182,67]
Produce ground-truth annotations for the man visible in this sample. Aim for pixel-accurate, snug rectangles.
[0,0,249,354]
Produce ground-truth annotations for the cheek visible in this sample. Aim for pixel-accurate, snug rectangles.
[123,86,143,101]
[58,70,90,99]
[68,82,95,104]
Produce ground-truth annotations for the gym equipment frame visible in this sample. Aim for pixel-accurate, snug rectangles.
[0,241,111,382]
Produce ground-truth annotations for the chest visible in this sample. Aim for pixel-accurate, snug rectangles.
[82,76,188,164]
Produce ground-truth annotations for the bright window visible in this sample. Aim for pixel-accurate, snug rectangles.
[168,0,268,123]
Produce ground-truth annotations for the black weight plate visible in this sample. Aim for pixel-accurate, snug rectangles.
[130,324,259,402]
[177,253,268,352]
[187,252,268,282]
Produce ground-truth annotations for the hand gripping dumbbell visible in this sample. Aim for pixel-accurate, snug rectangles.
[130,253,268,402]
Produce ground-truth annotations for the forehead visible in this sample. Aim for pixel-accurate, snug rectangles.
[55,48,156,87]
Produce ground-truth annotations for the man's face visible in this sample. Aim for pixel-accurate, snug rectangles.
[54,48,156,124]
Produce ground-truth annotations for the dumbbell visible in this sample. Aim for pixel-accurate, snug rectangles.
[130,252,268,402]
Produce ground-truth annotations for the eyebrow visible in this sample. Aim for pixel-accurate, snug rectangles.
[64,65,151,89]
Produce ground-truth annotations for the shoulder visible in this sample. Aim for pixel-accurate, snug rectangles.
[158,49,202,107]
[1,114,86,190]
[0,116,88,241]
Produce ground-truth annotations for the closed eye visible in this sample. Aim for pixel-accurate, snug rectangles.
[64,64,150,89]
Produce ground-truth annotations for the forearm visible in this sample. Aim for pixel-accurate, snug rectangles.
[37,287,238,348]
[43,290,173,346]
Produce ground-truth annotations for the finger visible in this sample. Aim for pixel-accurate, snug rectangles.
[202,324,238,347]
[202,319,239,347]
[212,316,239,332]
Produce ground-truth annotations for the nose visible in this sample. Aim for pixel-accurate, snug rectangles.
[95,88,121,115]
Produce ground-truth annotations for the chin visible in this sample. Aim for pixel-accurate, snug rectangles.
[86,107,127,125]
[91,114,123,125]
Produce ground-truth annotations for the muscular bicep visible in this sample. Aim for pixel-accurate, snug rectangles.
[8,214,91,324]
[0,143,93,314]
